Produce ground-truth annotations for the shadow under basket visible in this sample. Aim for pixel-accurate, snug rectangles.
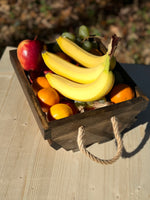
[10,50,149,153]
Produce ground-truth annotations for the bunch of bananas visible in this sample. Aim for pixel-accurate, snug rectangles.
[42,27,120,102]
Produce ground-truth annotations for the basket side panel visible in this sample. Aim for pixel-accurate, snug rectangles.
[9,50,49,138]
[49,97,148,151]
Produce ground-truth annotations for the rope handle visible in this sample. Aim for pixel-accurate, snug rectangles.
[77,116,123,165]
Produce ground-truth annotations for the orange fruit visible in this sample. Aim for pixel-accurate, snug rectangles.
[50,103,73,120]
[37,88,60,112]
[32,76,51,95]
[110,83,135,104]
[36,76,51,88]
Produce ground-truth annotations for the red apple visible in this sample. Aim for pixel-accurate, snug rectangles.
[17,38,45,71]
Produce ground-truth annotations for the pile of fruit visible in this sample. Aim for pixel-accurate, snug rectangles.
[17,25,135,121]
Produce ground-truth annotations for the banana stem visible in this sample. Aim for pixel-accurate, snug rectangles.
[84,34,121,57]
[108,34,121,57]
[34,35,38,40]
[104,53,110,72]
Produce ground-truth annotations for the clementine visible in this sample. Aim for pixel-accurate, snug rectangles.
[32,76,51,95]
[50,103,73,120]
[37,88,60,112]
[110,83,135,104]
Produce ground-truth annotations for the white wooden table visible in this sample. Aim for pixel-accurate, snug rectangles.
[0,47,150,200]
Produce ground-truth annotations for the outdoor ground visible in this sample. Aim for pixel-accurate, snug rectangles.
[1,0,150,65]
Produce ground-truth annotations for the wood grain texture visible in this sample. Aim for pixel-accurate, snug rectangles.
[0,47,150,200]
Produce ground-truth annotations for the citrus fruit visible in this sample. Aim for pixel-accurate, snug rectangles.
[110,83,135,104]
[32,76,51,95]
[37,88,60,112]
[50,103,73,120]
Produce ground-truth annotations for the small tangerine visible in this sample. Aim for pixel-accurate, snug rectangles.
[32,76,51,95]
[36,76,51,88]
[110,83,135,104]
[38,88,60,112]
[50,103,73,120]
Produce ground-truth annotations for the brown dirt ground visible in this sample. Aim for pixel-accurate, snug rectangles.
[1,0,150,65]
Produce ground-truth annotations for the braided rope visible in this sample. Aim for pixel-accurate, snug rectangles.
[77,116,123,165]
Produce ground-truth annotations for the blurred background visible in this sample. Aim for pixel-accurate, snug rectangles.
[1,0,150,65]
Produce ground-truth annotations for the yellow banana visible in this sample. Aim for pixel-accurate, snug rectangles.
[45,55,115,102]
[42,50,106,83]
[56,35,117,68]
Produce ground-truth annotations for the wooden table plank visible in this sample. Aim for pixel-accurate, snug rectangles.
[0,47,150,200]
[0,46,16,74]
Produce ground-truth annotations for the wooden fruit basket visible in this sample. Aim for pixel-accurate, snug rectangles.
[10,32,150,166]
[10,49,149,152]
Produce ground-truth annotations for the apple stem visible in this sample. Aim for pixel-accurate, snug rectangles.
[34,35,38,40]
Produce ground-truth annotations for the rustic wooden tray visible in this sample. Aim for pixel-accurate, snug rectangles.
[10,50,149,151]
